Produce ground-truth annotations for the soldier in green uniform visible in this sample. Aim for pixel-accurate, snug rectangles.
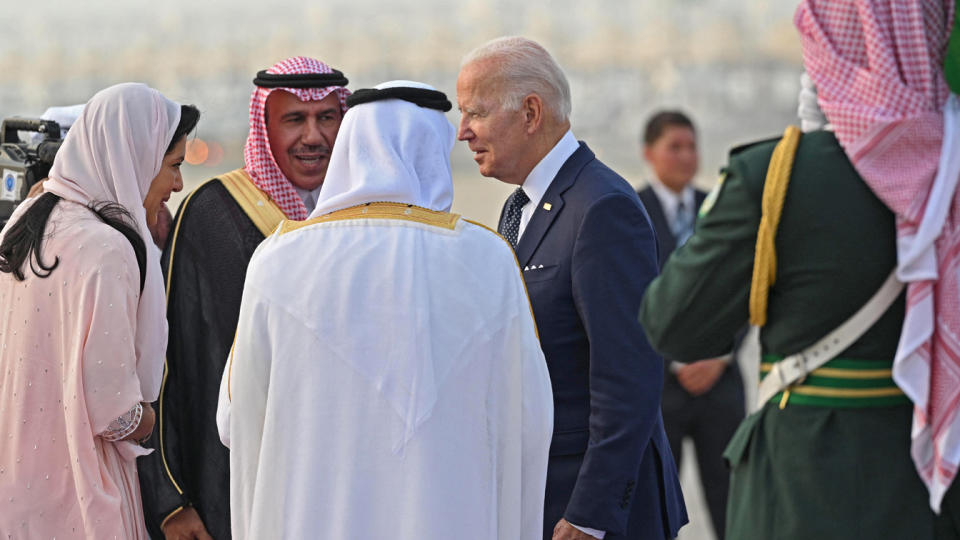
[640,124,934,539]
[640,1,960,538]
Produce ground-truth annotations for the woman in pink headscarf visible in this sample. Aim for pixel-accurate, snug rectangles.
[0,83,199,539]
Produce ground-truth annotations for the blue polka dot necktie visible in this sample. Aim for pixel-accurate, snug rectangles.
[499,187,529,250]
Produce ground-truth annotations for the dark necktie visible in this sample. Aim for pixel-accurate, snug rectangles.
[673,200,694,247]
[498,187,530,250]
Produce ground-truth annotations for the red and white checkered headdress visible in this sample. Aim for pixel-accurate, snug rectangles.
[243,56,350,220]
[796,0,959,511]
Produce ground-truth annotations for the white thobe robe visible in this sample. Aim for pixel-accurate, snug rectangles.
[218,209,553,539]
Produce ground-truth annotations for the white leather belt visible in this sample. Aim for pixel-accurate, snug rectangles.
[755,269,904,406]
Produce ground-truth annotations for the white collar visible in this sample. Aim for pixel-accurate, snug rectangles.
[521,130,579,209]
[647,176,695,225]
[294,184,324,215]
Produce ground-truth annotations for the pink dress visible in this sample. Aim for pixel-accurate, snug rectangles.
[0,200,150,539]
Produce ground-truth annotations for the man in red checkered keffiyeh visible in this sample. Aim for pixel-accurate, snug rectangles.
[797,0,960,513]
[244,56,351,220]
[136,56,351,539]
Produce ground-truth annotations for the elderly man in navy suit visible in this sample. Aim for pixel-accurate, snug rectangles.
[456,36,687,540]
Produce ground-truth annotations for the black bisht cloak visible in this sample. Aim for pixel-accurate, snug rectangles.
[137,175,278,539]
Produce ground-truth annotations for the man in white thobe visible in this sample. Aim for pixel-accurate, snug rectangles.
[217,80,554,540]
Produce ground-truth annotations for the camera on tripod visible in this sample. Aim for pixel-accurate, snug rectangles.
[0,117,63,226]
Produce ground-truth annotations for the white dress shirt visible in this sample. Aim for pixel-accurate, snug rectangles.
[517,130,580,240]
[647,176,696,236]
[293,184,324,215]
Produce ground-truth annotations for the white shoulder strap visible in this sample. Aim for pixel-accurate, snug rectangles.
[753,269,903,409]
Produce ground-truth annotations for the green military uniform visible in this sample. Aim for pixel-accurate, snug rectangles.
[639,129,936,539]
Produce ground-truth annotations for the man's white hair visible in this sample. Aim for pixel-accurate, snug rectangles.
[461,36,572,122]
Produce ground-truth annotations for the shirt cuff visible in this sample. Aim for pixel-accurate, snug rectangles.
[570,522,606,539]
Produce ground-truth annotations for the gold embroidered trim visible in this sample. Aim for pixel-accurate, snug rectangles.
[279,202,461,235]
[749,126,802,327]
[160,506,185,531]
[227,332,237,402]
[217,169,287,237]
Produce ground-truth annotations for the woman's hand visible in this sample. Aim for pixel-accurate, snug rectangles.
[121,402,155,443]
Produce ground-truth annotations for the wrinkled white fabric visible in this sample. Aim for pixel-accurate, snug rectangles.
[43,83,179,401]
[309,80,455,216]
[895,96,960,284]
[222,218,553,539]
[221,80,553,539]
[797,72,831,133]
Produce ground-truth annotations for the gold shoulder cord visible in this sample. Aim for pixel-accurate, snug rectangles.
[747,126,802,408]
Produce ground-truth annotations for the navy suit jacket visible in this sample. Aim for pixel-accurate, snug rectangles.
[506,143,687,539]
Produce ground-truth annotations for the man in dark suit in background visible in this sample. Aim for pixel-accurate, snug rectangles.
[636,111,744,540]
[456,36,686,540]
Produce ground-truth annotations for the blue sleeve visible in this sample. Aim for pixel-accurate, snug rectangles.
[564,192,664,533]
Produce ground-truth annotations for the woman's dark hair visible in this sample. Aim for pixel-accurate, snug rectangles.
[642,110,696,146]
[0,194,148,292]
[0,103,200,290]
[168,104,201,154]
[88,201,147,293]
[0,192,62,281]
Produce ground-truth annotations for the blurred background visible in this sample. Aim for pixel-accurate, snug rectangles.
[3,0,802,226]
[2,1,803,537]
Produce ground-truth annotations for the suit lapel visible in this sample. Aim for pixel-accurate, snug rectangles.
[638,189,675,257]
[516,143,593,266]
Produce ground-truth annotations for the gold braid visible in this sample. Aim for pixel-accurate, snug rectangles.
[749,126,802,327]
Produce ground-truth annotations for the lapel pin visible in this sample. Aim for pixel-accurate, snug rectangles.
[543,202,552,211]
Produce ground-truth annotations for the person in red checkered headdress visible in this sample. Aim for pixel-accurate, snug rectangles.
[136,56,350,540]
[641,1,960,539]
[243,56,351,220]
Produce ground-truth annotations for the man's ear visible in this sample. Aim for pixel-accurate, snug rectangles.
[522,94,544,135]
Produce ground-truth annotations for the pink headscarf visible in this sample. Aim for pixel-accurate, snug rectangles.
[243,56,351,220]
[43,82,181,402]
[796,0,959,511]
